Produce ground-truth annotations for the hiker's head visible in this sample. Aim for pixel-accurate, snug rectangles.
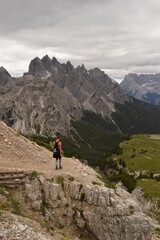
[56,136,60,141]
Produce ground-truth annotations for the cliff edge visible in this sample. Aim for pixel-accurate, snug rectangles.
[0,120,151,239]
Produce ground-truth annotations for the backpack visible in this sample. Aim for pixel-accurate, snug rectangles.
[53,141,60,158]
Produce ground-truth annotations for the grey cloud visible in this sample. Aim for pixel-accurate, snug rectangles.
[0,0,160,81]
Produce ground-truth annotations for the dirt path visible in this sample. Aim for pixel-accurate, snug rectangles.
[0,121,100,185]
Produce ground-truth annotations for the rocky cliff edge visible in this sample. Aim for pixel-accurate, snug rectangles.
[0,120,151,239]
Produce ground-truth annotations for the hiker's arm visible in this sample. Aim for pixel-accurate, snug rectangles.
[53,141,55,148]
[59,142,62,156]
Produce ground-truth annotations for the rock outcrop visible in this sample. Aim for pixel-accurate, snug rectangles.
[0,172,151,240]
[22,175,151,240]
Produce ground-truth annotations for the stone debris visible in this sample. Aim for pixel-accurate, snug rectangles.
[0,211,59,240]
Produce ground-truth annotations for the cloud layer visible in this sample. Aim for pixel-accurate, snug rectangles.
[0,0,160,82]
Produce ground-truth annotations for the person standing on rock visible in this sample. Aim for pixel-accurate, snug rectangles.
[53,136,62,170]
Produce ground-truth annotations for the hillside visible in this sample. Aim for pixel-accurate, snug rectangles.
[0,120,152,240]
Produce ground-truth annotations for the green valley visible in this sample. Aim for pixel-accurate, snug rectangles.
[118,134,160,173]
[113,134,160,202]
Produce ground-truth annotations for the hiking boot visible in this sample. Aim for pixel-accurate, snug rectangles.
[59,166,62,169]
[55,166,58,170]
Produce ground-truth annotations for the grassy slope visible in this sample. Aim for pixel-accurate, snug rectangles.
[137,179,160,201]
[116,134,160,201]
[119,134,160,173]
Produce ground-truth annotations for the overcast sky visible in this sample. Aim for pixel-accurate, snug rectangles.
[0,0,160,82]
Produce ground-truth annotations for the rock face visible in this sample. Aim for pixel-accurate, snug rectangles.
[22,175,151,240]
[0,56,129,135]
[120,73,160,106]
[0,74,82,135]
[1,57,160,137]
[0,174,151,240]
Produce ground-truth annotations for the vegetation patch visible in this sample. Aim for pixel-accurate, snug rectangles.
[56,176,64,189]
[137,179,160,204]
[112,99,160,134]
[0,185,21,215]
[109,172,136,193]
[79,184,83,192]
[155,228,160,236]
[51,177,54,183]
[92,181,102,186]
[115,134,160,173]
[80,192,85,202]
[26,135,53,151]
[0,202,8,211]
[129,206,134,215]
[97,175,115,189]
[30,171,38,180]
[68,175,74,181]
[40,205,46,216]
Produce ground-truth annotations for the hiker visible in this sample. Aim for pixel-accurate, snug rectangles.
[53,136,62,170]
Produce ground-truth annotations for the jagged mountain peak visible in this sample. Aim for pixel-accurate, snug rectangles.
[27,56,112,82]
[41,55,52,65]
[41,55,53,73]
[52,56,60,65]
[0,66,12,87]
[89,67,105,77]
[42,54,51,61]
[65,61,74,73]
[32,56,41,62]
[0,66,11,76]
[0,66,6,71]
[76,64,87,74]
[28,56,47,77]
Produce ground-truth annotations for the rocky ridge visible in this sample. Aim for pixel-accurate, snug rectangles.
[1,56,160,138]
[0,120,152,240]
[0,55,129,135]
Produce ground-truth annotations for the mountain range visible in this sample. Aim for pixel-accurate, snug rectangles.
[0,55,130,135]
[1,55,160,137]
[120,73,160,106]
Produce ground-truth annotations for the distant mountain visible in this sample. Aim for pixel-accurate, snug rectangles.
[120,73,160,106]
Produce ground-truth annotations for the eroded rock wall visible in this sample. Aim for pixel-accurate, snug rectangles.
[23,175,151,240]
